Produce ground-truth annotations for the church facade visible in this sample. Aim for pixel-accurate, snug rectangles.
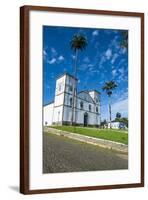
[43,73,101,127]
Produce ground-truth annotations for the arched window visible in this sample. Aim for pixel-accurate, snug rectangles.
[70,97,73,107]
[89,104,91,111]
[80,101,83,109]
[96,107,98,113]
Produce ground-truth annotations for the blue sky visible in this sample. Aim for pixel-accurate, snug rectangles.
[43,26,128,121]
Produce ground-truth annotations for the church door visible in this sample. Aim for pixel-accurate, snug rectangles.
[84,112,88,127]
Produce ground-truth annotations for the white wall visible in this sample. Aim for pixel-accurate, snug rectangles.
[0,0,148,200]
[43,103,54,125]
[63,106,73,122]
[53,75,65,123]
[75,109,100,125]
[65,75,77,94]
[52,105,63,124]
[76,92,100,125]
[55,75,66,95]
[63,91,100,125]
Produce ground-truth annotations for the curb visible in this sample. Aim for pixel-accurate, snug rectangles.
[44,127,128,153]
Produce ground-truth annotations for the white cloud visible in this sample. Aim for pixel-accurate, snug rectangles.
[51,73,55,78]
[79,64,89,71]
[43,49,48,61]
[109,35,120,50]
[45,84,50,89]
[58,55,64,61]
[88,64,94,68]
[83,57,90,63]
[111,98,128,118]
[47,58,56,64]
[101,98,128,121]
[51,47,56,53]
[112,69,117,77]
[50,47,57,56]
[92,30,99,36]
[117,58,126,67]
[118,90,128,101]
[118,67,124,74]
[120,47,127,54]
[94,42,99,49]
[71,54,76,59]
[104,30,112,35]
[111,53,119,64]
[43,49,47,56]
[105,49,112,60]
[99,56,106,67]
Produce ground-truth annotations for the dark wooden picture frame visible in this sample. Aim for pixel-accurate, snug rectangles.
[20,5,144,194]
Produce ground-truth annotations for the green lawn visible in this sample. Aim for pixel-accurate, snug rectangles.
[51,126,128,145]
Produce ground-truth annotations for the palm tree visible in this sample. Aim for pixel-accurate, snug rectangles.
[70,34,87,125]
[102,81,117,128]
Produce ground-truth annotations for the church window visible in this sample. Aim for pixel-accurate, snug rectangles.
[69,85,73,92]
[96,107,98,113]
[70,97,73,107]
[89,104,91,111]
[80,101,83,109]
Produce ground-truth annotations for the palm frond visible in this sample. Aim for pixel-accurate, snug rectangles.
[102,81,117,97]
[70,34,87,52]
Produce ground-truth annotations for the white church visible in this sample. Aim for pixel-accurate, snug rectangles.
[43,73,101,127]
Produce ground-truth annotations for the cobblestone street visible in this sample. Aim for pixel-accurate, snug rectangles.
[43,132,128,173]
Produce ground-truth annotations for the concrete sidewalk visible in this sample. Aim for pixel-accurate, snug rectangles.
[44,127,128,153]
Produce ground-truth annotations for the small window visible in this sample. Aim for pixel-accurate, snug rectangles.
[70,97,73,107]
[96,98,98,103]
[80,101,83,109]
[59,84,62,92]
[69,85,73,92]
[96,107,98,113]
[89,104,91,111]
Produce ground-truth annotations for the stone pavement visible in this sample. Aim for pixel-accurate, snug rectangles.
[43,132,128,173]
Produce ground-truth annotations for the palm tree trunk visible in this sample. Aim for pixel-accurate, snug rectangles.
[109,98,112,129]
[71,49,78,126]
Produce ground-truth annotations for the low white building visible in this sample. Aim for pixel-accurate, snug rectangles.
[108,122,127,129]
[43,73,101,127]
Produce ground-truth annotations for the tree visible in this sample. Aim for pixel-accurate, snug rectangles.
[115,117,128,128]
[116,112,121,119]
[120,31,128,49]
[102,81,117,128]
[121,117,128,128]
[101,119,107,127]
[70,34,87,125]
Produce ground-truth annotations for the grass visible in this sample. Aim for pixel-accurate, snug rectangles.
[50,126,128,145]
